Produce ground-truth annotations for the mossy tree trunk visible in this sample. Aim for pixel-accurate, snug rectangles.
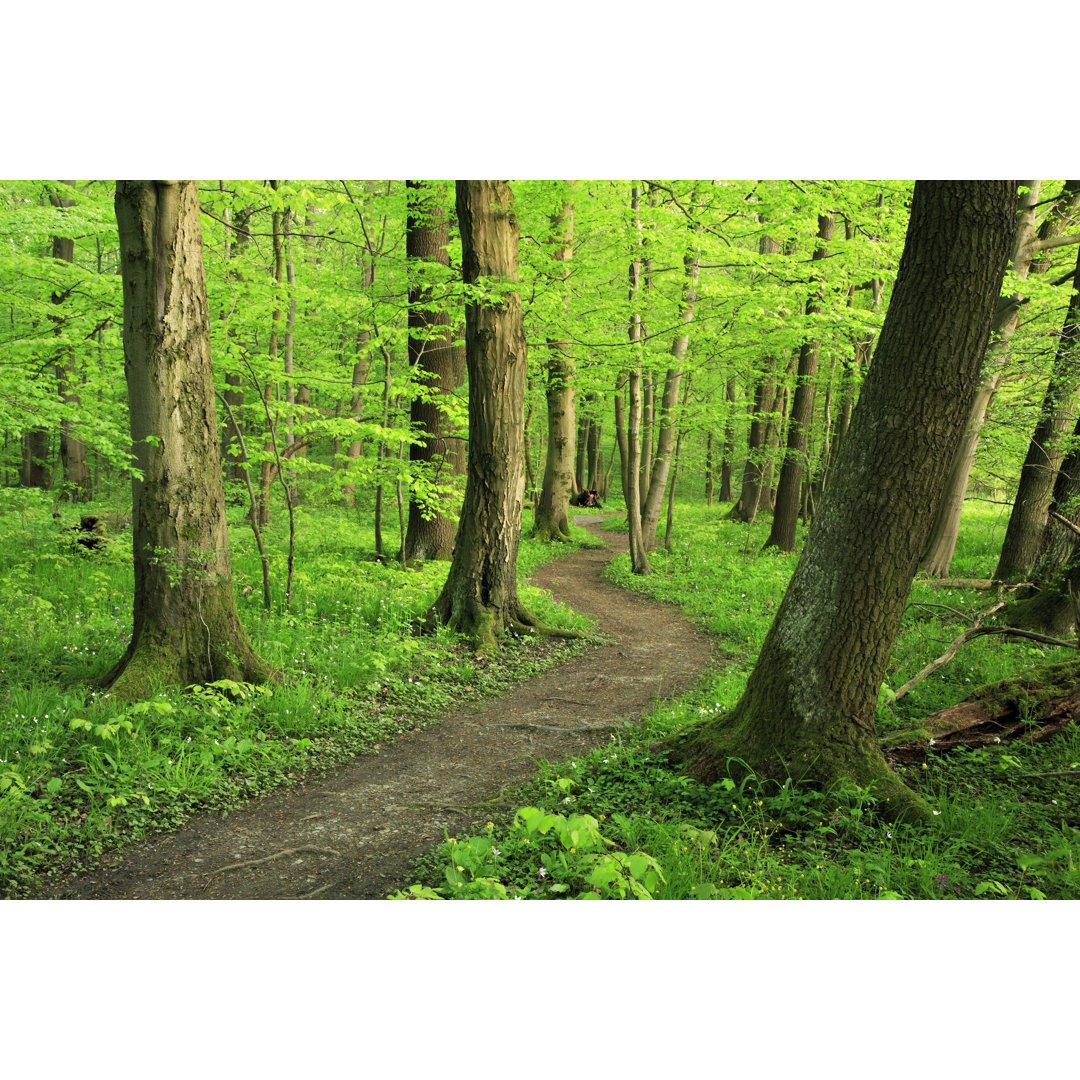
[103,181,273,701]
[404,180,465,562]
[666,181,1018,822]
[426,181,560,652]
[534,184,577,543]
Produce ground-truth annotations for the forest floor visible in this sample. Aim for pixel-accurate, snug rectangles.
[43,515,716,900]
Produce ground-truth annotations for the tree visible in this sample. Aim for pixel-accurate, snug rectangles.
[533,183,577,543]
[921,181,1080,577]
[403,180,465,561]
[425,181,566,651]
[763,211,834,551]
[102,181,273,700]
[995,193,1080,580]
[664,180,1017,822]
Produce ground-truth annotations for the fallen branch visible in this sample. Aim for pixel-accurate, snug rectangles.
[894,601,1005,700]
[207,845,340,875]
[495,721,625,733]
[927,577,995,590]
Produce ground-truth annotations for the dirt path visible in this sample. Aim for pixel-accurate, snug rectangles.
[46,517,716,900]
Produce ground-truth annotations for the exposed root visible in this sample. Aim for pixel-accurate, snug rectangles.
[207,845,340,875]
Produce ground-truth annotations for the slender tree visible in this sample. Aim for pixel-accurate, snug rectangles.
[103,181,273,700]
[995,199,1080,579]
[764,211,834,551]
[664,181,1017,822]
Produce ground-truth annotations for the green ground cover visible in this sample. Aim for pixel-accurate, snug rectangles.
[0,489,599,897]
[400,502,1080,900]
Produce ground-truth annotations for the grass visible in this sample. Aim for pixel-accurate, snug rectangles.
[0,488,599,897]
[397,500,1080,900]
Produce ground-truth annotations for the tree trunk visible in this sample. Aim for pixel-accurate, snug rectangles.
[104,181,272,700]
[764,212,834,551]
[257,182,285,527]
[49,181,91,502]
[704,430,714,507]
[718,376,736,503]
[729,355,779,521]
[404,180,465,561]
[624,187,650,575]
[639,244,700,551]
[534,185,577,543]
[425,181,559,651]
[995,207,1080,579]
[22,430,51,489]
[666,180,1018,823]
[920,181,1064,576]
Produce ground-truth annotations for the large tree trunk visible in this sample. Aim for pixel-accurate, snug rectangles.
[666,180,1018,823]
[764,213,834,551]
[404,180,465,561]
[534,185,577,543]
[995,199,1080,580]
[425,181,561,651]
[104,181,272,701]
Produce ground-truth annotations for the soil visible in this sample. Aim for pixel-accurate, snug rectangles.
[45,515,717,900]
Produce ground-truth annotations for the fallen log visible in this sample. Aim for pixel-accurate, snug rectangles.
[883,657,1080,764]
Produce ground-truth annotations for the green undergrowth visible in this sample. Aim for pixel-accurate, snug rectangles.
[396,500,1080,899]
[0,492,595,897]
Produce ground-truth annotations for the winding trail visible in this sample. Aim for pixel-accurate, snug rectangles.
[47,517,716,900]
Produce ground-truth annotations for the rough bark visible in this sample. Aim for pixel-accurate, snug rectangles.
[404,180,465,561]
[764,213,834,551]
[534,185,577,543]
[425,181,565,651]
[104,181,273,701]
[665,181,1018,822]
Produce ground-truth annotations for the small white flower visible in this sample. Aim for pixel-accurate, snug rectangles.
[932,810,941,816]
[928,738,935,747]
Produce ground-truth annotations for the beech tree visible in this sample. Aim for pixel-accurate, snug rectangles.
[102,181,273,699]
[533,183,577,543]
[425,180,566,651]
[665,180,1017,822]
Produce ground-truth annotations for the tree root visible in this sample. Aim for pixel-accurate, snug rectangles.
[206,845,340,875]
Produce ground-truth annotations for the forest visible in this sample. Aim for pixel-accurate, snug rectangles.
[2,177,1080,902]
